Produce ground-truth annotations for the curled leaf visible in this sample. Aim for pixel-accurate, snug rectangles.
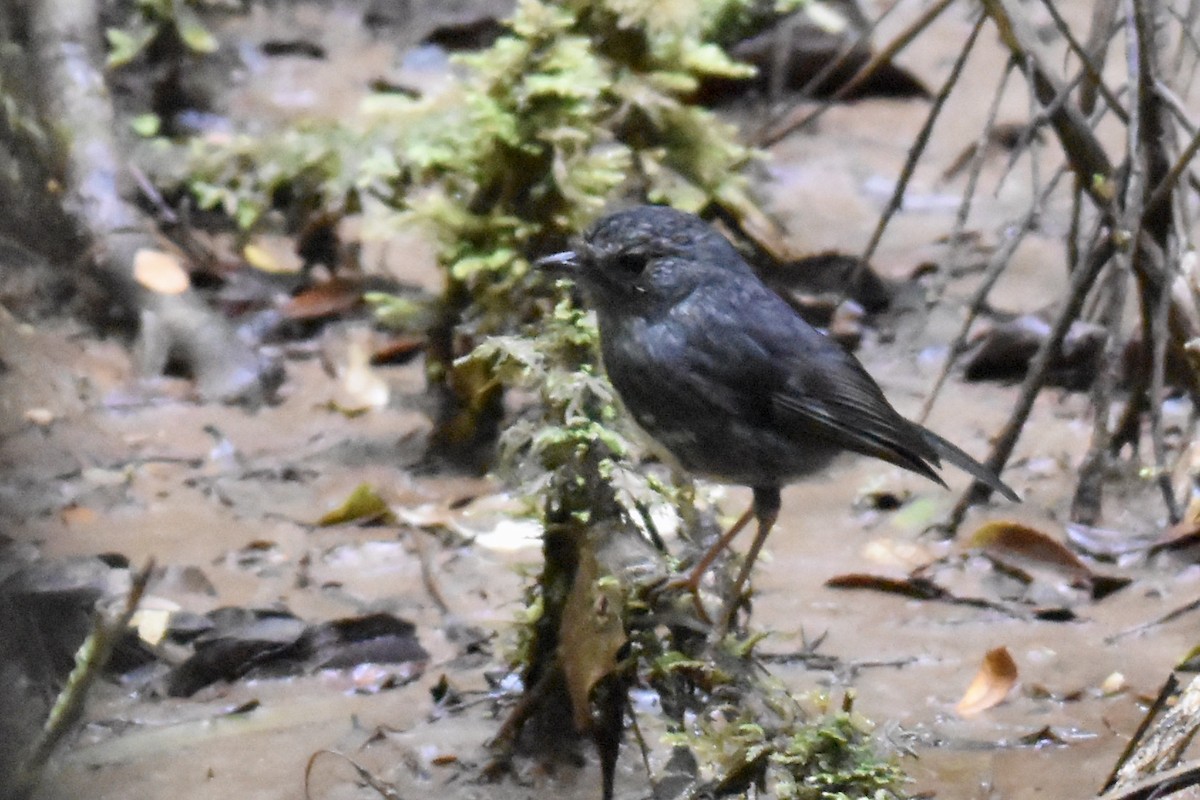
[281,277,363,320]
[317,484,395,526]
[967,521,1092,584]
[956,646,1018,717]
[133,248,190,294]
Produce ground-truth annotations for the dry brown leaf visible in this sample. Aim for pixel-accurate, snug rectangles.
[967,520,1093,583]
[825,573,947,600]
[370,335,426,365]
[956,646,1018,717]
[558,547,626,732]
[281,277,363,320]
[60,504,97,526]
[132,248,190,294]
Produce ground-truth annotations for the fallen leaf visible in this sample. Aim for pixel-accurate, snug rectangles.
[131,596,181,646]
[1152,511,1200,555]
[322,400,370,418]
[962,315,1104,389]
[222,700,261,716]
[317,484,396,526]
[1016,726,1065,746]
[1032,607,1078,622]
[956,646,1018,716]
[81,466,130,486]
[155,564,218,596]
[133,248,191,294]
[222,540,288,574]
[559,547,626,731]
[24,407,54,427]
[60,504,98,526]
[825,573,947,600]
[243,240,302,274]
[855,488,910,512]
[889,496,942,532]
[281,277,363,320]
[941,122,1041,180]
[1100,672,1127,695]
[305,612,428,670]
[1065,522,1149,559]
[1089,574,1132,601]
[967,520,1093,584]
[333,339,389,412]
[370,335,426,365]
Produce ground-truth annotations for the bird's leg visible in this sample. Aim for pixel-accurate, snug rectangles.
[685,506,755,588]
[712,486,781,642]
[664,504,755,623]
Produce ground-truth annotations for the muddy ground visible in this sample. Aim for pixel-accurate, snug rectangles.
[3,1,1199,798]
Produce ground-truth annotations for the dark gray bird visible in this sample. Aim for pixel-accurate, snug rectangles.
[541,205,1018,631]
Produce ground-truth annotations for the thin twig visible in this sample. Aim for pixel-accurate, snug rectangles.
[1165,1,1200,95]
[1097,760,1200,800]
[918,165,1068,423]
[760,0,955,145]
[10,560,154,800]
[1080,0,1121,115]
[859,12,986,268]
[408,529,451,616]
[827,0,954,101]
[1150,240,1183,522]
[1143,122,1200,225]
[982,0,1117,210]
[1128,0,1183,523]
[1100,674,1179,793]
[1069,259,1129,524]
[1150,79,1200,197]
[995,56,1090,197]
[921,59,1015,315]
[945,237,1116,530]
[1107,594,1200,643]
[754,10,878,142]
[1034,0,1128,123]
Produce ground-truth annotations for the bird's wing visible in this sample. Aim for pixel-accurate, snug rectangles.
[678,280,947,484]
[771,344,946,485]
[652,279,1018,498]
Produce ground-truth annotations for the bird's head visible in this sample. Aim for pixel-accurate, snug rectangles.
[538,205,751,313]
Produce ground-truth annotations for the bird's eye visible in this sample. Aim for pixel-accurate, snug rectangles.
[612,252,648,275]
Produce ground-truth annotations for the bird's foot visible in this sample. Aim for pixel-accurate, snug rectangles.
[651,572,714,625]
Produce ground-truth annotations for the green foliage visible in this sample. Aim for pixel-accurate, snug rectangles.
[105,0,231,67]
[153,0,771,486]
[665,694,908,799]
[164,0,764,329]
[467,292,665,527]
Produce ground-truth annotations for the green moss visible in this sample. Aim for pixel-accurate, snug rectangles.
[665,693,908,799]
[141,2,910,794]
[105,0,223,68]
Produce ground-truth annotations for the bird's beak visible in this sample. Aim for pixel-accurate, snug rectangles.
[535,250,579,274]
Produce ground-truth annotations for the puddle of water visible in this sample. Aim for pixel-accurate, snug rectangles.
[7,1,1197,797]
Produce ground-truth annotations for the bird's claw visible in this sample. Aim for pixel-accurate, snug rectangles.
[652,573,714,625]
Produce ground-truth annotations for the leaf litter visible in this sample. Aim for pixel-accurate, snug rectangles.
[5,1,1200,797]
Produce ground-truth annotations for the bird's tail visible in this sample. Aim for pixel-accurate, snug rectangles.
[920,428,1020,503]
